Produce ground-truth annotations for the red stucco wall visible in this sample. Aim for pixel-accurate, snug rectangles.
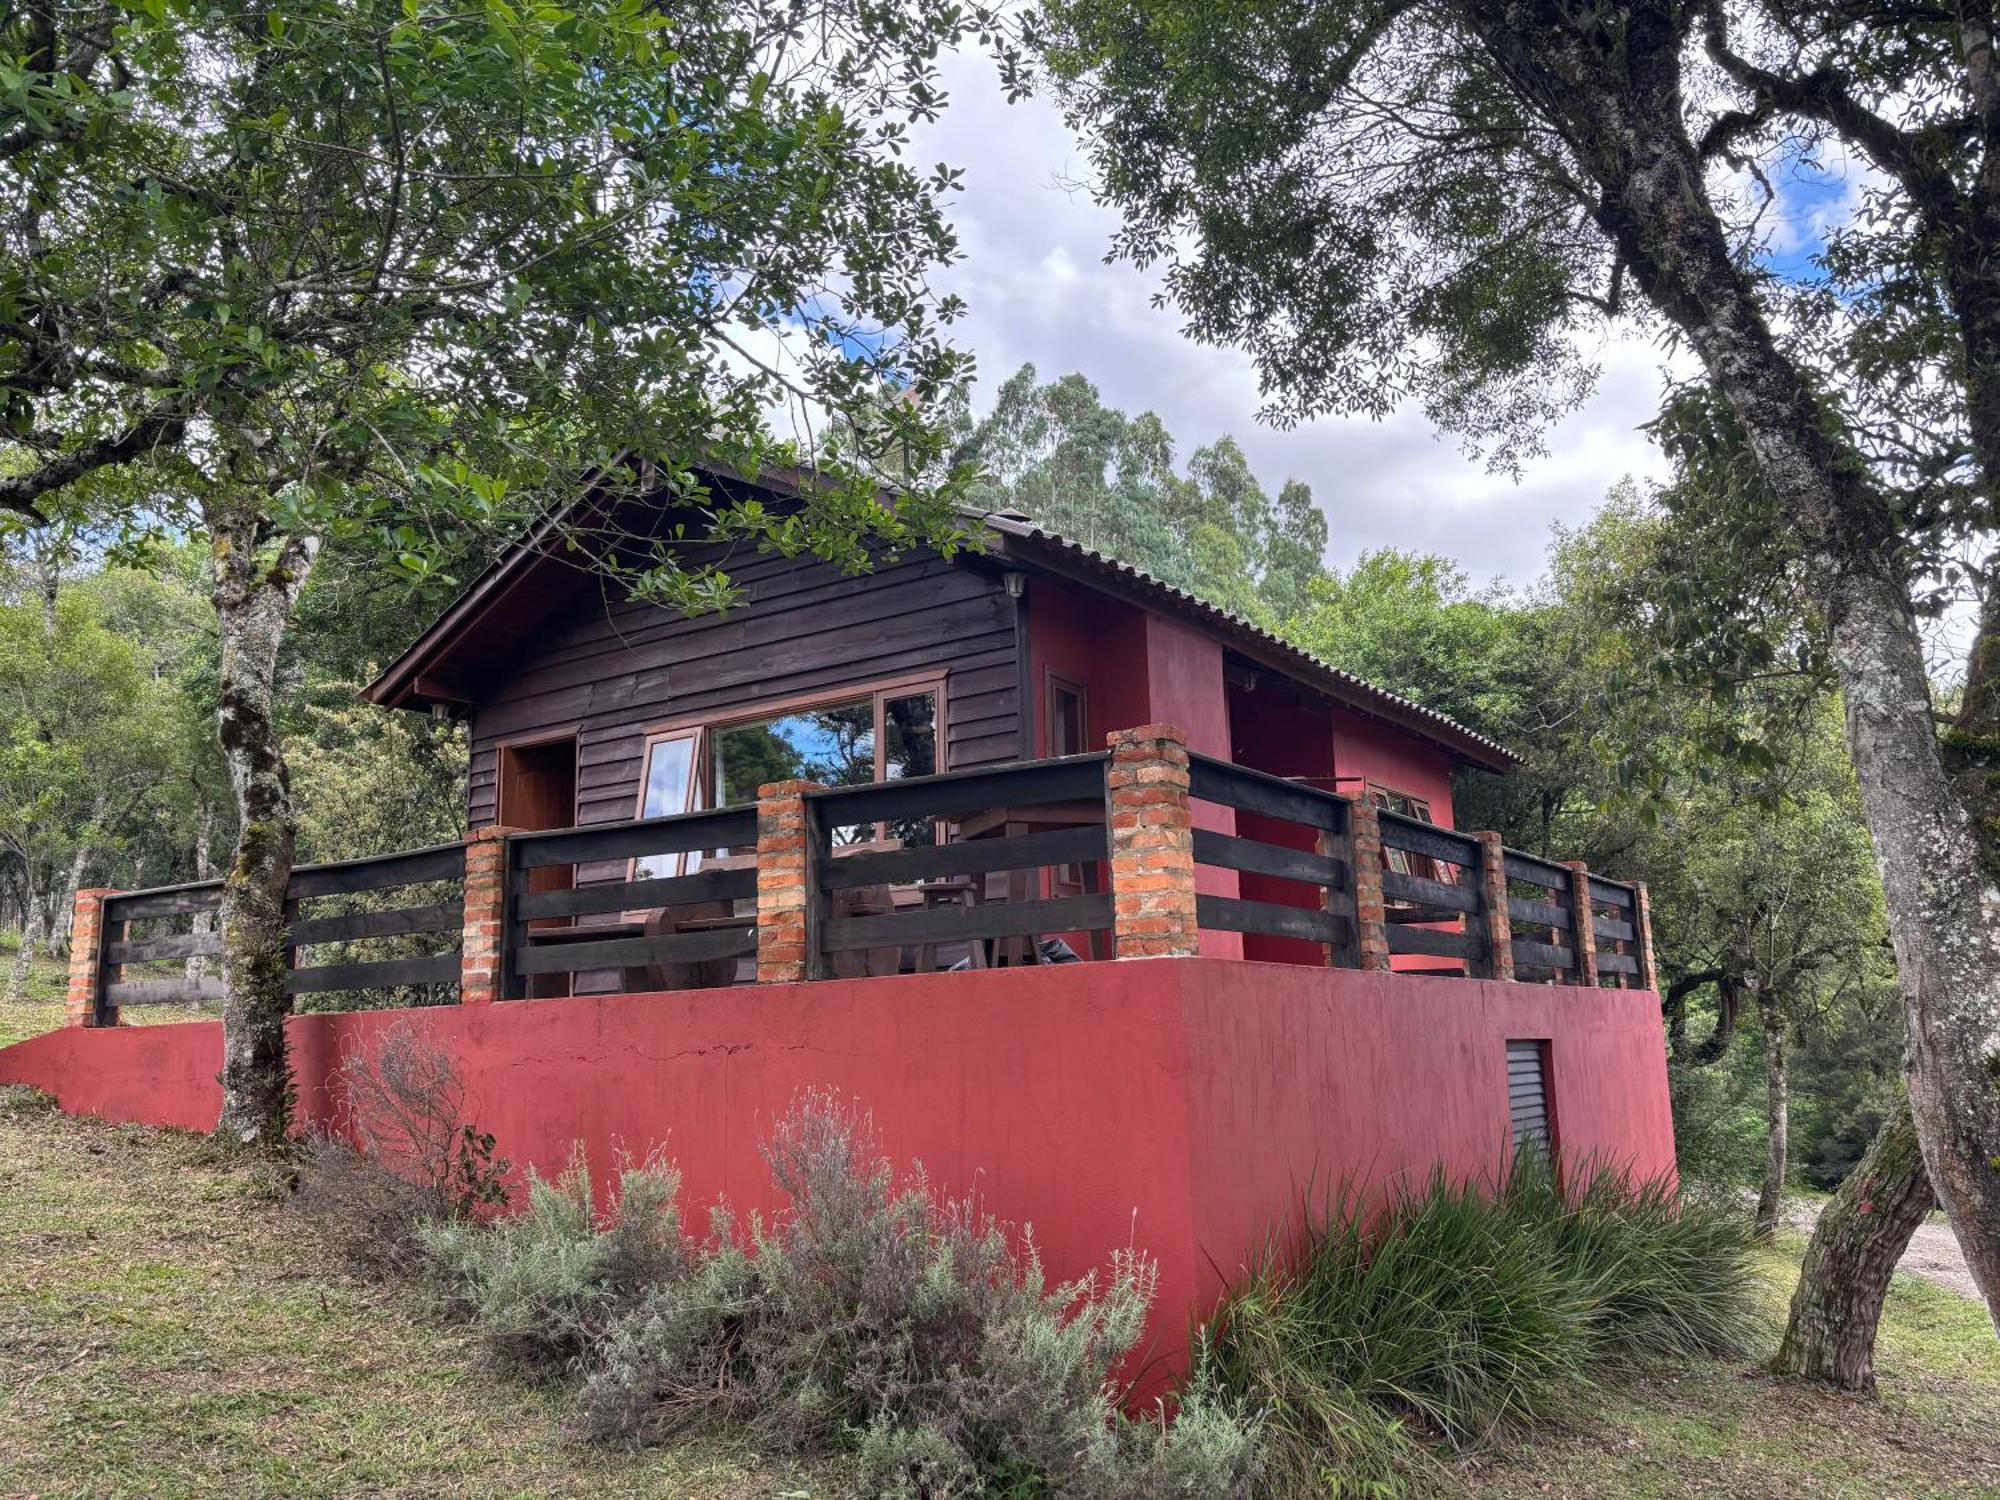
[1328,706,1457,825]
[1024,579,1242,957]
[0,961,1674,1387]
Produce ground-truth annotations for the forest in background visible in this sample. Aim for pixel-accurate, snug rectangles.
[0,361,1896,1206]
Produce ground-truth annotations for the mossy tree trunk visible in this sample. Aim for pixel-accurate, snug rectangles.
[5,888,46,1003]
[1774,1098,1934,1393]
[209,500,319,1147]
[1755,984,1788,1241]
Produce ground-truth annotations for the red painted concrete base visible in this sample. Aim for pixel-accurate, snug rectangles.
[0,960,1674,1383]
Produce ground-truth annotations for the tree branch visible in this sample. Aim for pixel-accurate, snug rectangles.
[0,402,189,521]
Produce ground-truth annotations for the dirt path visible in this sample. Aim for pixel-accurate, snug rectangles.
[1791,1199,1983,1301]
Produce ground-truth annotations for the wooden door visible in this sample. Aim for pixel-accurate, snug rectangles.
[497,736,578,997]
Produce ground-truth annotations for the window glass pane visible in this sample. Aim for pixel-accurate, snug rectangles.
[882,691,938,846]
[714,700,875,809]
[636,734,696,878]
[883,692,937,781]
[1051,684,1084,757]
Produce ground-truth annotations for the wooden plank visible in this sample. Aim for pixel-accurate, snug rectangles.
[1503,852,1570,889]
[1385,906,1473,925]
[105,929,223,963]
[822,826,1106,889]
[106,885,224,920]
[1377,814,1479,868]
[1186,756,1346,831]
[1597,952,1640,976]
[513,807,758,869]
[1195,894,1348,945]
[1191,828,1347,887]
[1589,876,1636,909]
[287,844,465,899]
[285,952,461,995]
[515,867,755,920]
[290,901,465,947]
[104,977,225,1006]
[1387,925,1485,960]
[822,894,1112,954]
[1592,915,1637,943]
[1507,896,1571,930]
[1381,869,1480,914]
[512,925,757,975]
[811,755,1107,828]
[1510,938,1575,972]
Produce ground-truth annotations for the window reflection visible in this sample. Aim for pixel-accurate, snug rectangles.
[636,731,698,878]
[882,691,938,845]
[636,684,944,858]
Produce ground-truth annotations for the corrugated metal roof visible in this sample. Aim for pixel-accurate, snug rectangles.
[973,508,1520,771]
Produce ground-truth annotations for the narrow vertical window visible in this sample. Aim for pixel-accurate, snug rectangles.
[1049,677,1088,759]
[636,729,701,877]
[1049,677,1089,888]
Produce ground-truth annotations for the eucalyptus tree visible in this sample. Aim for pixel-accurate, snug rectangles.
[1,0,989,1142]
[960,363,1328,621]
[1024,0,2000,1333]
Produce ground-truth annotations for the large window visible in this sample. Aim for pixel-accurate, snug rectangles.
[634,678,942,872]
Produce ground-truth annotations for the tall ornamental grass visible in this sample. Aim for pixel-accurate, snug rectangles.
[1206,1147,1757,1495]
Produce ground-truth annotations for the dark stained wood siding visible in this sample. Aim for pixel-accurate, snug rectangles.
[465,544,1022,831]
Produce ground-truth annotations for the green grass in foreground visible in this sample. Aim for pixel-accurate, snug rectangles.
[0,1087,817,1499]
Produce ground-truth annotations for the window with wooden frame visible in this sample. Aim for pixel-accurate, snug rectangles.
[1367,784,1446,883]
[1047,673,1089,759]
[633,676,945,872]
[1045,673,1091,890]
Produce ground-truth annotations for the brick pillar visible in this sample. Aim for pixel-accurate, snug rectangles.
[1635,881,1660,994]
[1105,724,1199,959]
[1563,861,1600,988]
[1475,832,1515,983]
[460,826,519,1004]
[1346,796,1391,972]
[64,887,121,1027]
[756,780,822,984]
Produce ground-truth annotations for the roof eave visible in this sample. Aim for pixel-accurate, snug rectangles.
[979,523,1520,774]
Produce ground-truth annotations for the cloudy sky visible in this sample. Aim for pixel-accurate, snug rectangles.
[904,53,1687,593]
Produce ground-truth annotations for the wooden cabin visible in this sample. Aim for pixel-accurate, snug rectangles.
[20,470,1667,1370]
[365,469,1514,962]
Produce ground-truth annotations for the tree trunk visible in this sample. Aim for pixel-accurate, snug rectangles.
[210,513,318,1147]
[1774,1098,1934,1393]
[185,789,217,992]
[6,889,46,1003]
[1756,984,1787,1240]
[43,823,96,960]
[1467,17,2000,1330]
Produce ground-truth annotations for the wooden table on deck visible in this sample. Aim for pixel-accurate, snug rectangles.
[956,801,1110,962]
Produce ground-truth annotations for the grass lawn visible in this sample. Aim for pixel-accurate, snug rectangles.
[1468,1233,2000,1498]
[0,1086,816,1499]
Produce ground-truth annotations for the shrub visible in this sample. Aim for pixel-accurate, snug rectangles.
[1207,1149,1759,1495]
[427,1091,1264,1496]
[294,1020,508,1271]
[422,1151,689,1371]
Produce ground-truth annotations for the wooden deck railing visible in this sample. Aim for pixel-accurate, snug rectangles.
[84,842,467,1024]
[62,726,1656,1026]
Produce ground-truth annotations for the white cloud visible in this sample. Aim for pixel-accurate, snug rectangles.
[914,53,1688,589]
